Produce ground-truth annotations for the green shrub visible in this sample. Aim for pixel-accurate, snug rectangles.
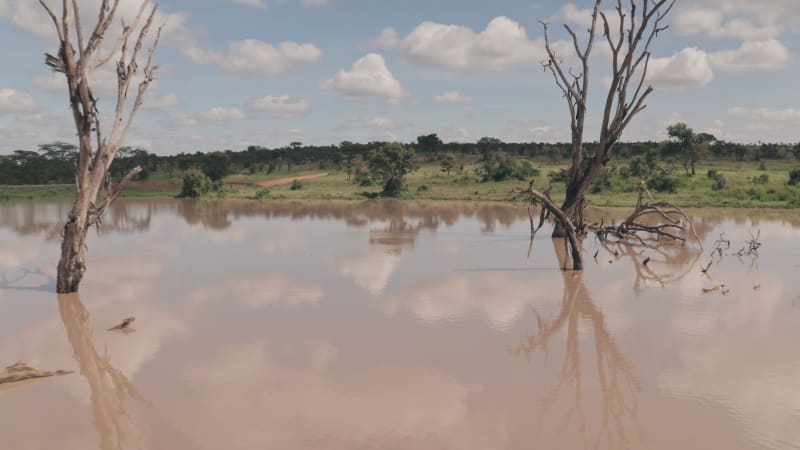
[707,169,727,190]
[590,169,612,194]
[479,156,538,182]
[789,168,800,186]
[255,188,270,199]
[179,168,212,198]
[753,174,769,184]
[711,172,727,190]
[548,169,569,184]
[648,171,679,193]
[354,167,373,186]
[417,184,429,192]
[290,179,303,190]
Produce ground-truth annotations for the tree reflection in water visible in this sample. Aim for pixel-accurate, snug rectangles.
[513,239,643,450]
[57,294,159,450]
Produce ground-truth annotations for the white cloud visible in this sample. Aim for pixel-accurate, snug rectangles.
[0,88,37,114]
[683,0,800,30]
[299,0,328,8]
[647,47,715,89]
[675,8,780,40]
[183,39,322,75]
[728,106,800,121]
[375,27,400,48]
[9,0,190,45]
[143,92,180,110]
[248,95,310,118]
[321,53,405,103]
[203,107,246,121]
[175,107,246,126]
[434,91,473,104]
[399,16,547,71]
[31,73,63,92]
[229,0,266,9]
[709,39,791,72]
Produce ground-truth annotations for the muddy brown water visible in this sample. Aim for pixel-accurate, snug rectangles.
[1,199,799,450]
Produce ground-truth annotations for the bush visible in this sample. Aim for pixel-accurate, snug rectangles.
[417,184,429,192]
[707,169,727,190]
[590,169,613,194]
[648,171,679,193]
[711,173,727,190]
[254,188,270,199]
[789,168,800,186]
[290,179,303,190]
[548,169,569,184]
[753,174,769,184]
[479,155,538,182]
[354,167,373,186]
[179,168,212,198]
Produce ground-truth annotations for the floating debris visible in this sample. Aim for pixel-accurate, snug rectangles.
[0,363,72,385]
[108,317,136,332]
[702,285,727,294]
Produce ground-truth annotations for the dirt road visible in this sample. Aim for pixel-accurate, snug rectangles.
[256,173,329,188]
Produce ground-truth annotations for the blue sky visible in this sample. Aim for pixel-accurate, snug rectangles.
[0,0,798,155]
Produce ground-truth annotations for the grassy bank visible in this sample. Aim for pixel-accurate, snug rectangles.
[3,159,800,208]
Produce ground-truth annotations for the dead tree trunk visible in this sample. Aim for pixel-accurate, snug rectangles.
[39,0,162,292]
[540,0,675,237]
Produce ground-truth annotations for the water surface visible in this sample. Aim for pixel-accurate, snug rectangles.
[1,199,799,450]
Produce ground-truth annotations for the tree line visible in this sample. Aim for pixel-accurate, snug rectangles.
[3,131,799,186]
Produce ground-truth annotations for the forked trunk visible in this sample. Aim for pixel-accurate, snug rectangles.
[56,216,88,293]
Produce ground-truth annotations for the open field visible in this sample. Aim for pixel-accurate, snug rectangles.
[3,159,799,208]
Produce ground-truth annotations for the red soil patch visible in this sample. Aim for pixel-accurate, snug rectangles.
[256,173,329,188]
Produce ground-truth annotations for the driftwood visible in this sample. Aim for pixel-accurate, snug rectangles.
[0,363,72,386]
[107,316,135,332]
[593,182,702,249]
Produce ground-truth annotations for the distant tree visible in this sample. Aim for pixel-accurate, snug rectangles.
[344,153,356,181]
[477,137,503,161]
[38,141,78,163]
[667,123,701,176]
[201,151,232,181]
[113,147,152,180]
[365,142,419,196]
[416,133,443,154]
[290,141,303,149]
[439,153,456,175]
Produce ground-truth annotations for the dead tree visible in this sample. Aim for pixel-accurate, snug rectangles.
[39,0,162,292]
[530,0,675,240]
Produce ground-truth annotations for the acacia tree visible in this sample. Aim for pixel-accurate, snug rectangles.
[526,0,675,246]
[38,0,162,292]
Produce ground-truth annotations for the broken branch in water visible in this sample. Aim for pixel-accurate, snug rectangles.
[108,317,135,331]
[593,182,702,249]
[0,363,72,385]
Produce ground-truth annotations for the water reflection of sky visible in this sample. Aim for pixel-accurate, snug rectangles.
[1,200,799,450]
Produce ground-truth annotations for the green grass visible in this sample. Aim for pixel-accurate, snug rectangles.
[3,159,800,208]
